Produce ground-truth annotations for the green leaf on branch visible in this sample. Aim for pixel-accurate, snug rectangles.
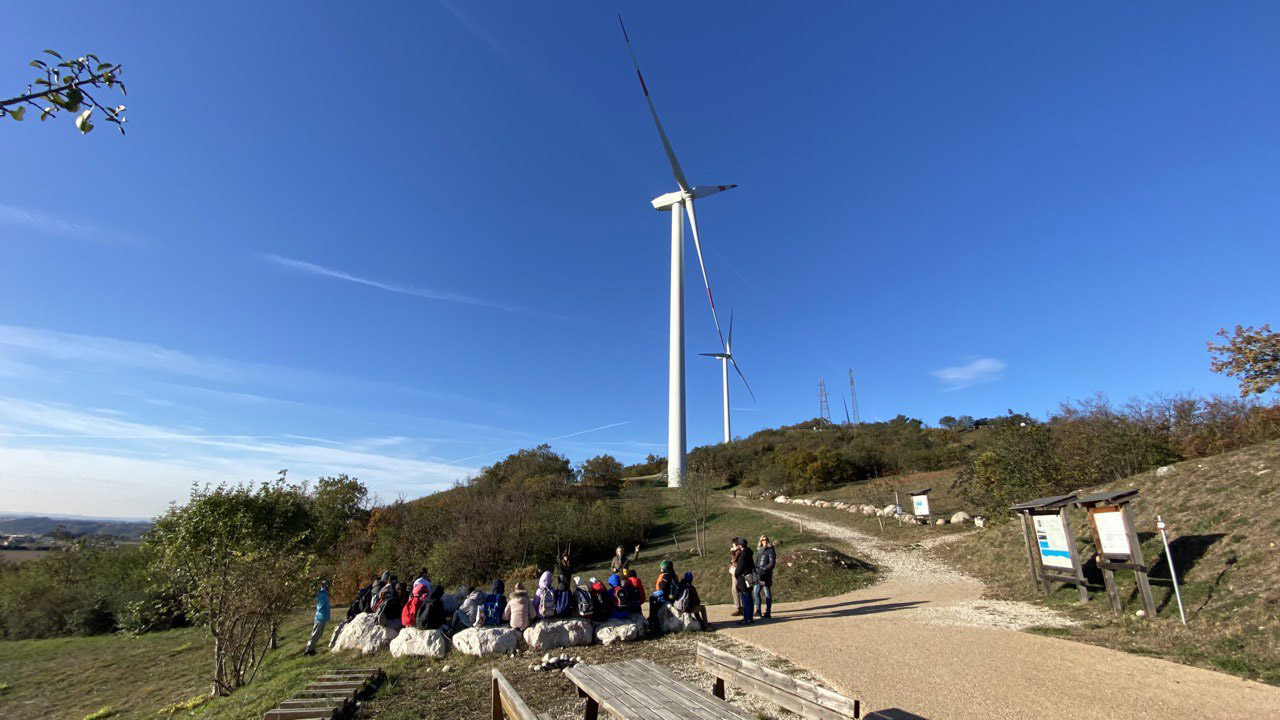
[30,60,47,69]
[75,108,94,134]
[43,49,63,59]
[64,88,83,112]
[97,63,112,72]
[40,107,54,121]
[8,106,25,121]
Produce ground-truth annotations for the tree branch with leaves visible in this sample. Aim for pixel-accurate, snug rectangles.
[2,49,127,134]
[1209,324,1280,398]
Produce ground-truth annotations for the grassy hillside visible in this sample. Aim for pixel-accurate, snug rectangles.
[775,440,1280,685]
[931,439,1280,684]
[575,495,878,606]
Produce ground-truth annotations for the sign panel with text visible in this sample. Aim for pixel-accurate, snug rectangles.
[912,494,930,517]
[1091,507,1132,557]
[1033,513,1074,570]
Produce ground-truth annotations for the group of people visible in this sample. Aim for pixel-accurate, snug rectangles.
[730,534,776,624]
[304,534,778,654]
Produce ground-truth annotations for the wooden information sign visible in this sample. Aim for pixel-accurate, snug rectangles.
[1075,489,1157,618]
[909,487,931,524]
[1010,494,1089,602]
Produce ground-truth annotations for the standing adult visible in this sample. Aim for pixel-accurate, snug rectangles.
[753,535,776,619]
[734,537,755,625]
[303,580,330,656]
[728,540,743,616]
[611,544,642,574]
[558,551,574,589]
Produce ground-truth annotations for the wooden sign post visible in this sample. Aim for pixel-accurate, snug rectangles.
[909,488,931,525]
[1010,494,1089,603]
[1075,489,1157,618]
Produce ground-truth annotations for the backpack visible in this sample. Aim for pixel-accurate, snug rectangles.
[553,588,571,617]
[589,587,612,621]
[482,594,505,626]
[401,589,425,628]
[574,587,594,617]
[673,582,699,614]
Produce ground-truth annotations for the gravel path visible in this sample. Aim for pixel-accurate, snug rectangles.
[707,502,1280,719]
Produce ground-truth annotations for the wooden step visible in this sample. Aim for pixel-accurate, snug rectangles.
[278,698,347,709]
[263,708,338,720]
[302,687,360,697]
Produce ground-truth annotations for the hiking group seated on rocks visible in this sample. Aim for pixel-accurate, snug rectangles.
[333,555,712,648]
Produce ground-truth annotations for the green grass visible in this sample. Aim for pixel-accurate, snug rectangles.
[575,495,878,606]
[0,611,397,720]
[0,492,879,720]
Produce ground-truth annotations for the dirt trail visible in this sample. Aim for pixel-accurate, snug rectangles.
[709,502,1280,720]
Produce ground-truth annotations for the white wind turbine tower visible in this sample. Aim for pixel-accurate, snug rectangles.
[700,310,756,443]
[620,17,736,487]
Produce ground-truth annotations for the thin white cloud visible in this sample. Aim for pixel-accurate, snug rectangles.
[0,324,234,381]
[0,398,479,516]
[931,357,1006,390]
[260,253,573,321]
[0,203,131,243]
[446,419,635,464]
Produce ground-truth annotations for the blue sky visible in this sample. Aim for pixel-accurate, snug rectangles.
[2,2,1277,517]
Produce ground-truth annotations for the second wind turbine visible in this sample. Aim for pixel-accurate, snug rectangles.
[700,310,756,443]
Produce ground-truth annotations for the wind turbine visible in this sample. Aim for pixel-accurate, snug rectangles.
[700,310,756,443]
[620,17,737,487]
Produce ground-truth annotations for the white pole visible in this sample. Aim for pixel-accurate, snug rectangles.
[1157,515,1187,626]
[667,199,686,488]
[721,356,730,443]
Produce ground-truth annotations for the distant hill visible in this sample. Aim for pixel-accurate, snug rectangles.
[0,516,152,540]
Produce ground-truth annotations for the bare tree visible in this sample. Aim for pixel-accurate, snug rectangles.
[678,467,717,558]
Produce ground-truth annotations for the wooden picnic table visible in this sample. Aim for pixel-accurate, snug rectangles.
[563,659,753,720]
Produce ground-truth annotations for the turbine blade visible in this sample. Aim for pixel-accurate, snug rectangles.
[690,184,738,199]
[618,15,689,192]
[684,198,725,350]
[698,352,727,358]
[729,355,757,404]
[728,308,734,352]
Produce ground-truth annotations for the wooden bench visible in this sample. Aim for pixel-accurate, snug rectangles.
[491,668,554,720]
[695,643,861,719]
[564,659,752,720]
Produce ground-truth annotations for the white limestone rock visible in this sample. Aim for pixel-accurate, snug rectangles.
[594,614,646,645]
[950,511,972,525]
[652,603,701,634]
[861,505,877,516]
[331,612,398,656]
[452,626,521,657]
[774,495,789,504]
[523,619,593,650]
[389,627,451,659]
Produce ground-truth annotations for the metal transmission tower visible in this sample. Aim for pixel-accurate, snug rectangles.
[848,369,862,425]
[818,378,831,422]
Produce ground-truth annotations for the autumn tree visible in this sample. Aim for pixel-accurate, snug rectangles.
[578,454,625,489]
[1209,324,1280,397]
[148,481,316,696]
[2,50,127,133]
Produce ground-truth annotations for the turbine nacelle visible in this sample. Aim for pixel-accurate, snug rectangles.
[651,184,739,211]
